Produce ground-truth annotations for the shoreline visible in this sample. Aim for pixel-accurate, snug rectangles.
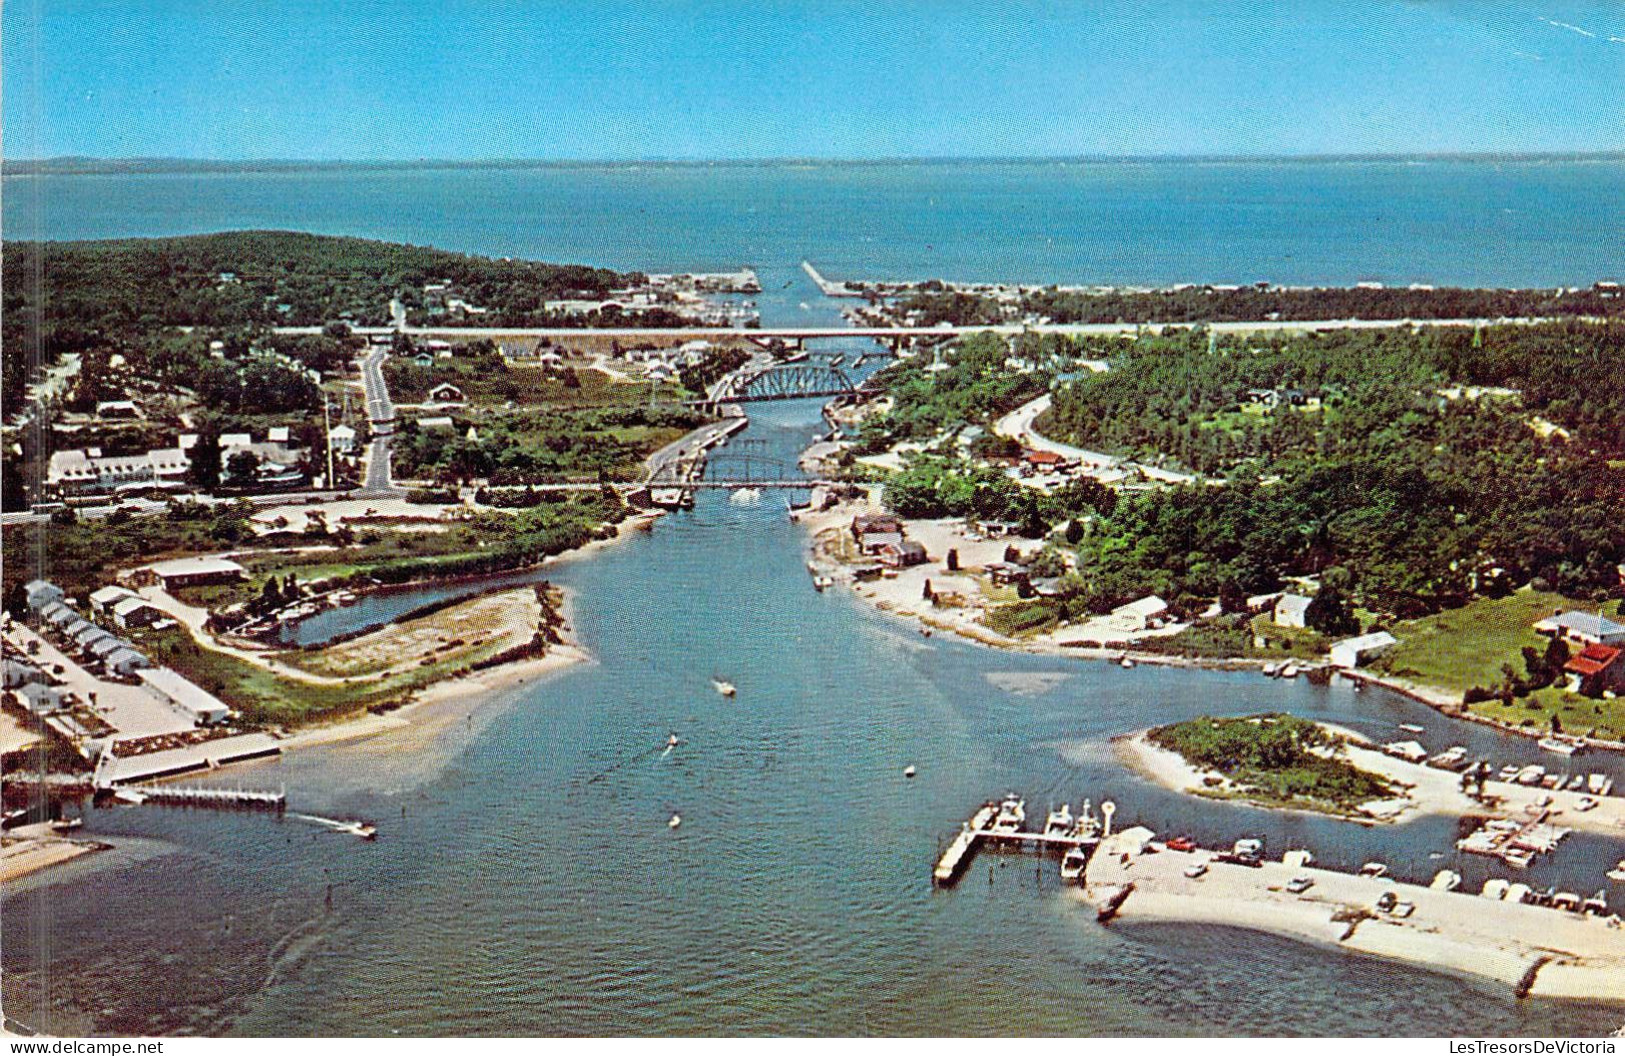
[800,490,1625,753]
[1116,725,1625,836]
[1080,833,1625,1004]
[1113,729,1412,826]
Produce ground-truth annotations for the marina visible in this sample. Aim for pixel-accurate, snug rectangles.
[933,794,1105,886]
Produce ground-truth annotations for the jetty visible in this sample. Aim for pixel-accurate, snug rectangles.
[801,261,865,298]
[933,795,1104,886]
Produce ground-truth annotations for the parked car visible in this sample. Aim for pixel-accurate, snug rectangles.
[1183,863,1208,879]
[1165,836,1197,852]
[1285,876,1315,894]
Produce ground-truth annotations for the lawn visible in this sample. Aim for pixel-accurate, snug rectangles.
[1376,587,1625,742]
[1377,588,1574,695]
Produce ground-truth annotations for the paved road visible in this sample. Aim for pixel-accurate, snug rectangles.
[644,414,748,484]
[994,394,1119,467]
[269,315,1575,342]
[356,349,404,498]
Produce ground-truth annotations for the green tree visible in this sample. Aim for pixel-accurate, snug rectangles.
[189,426,222,490]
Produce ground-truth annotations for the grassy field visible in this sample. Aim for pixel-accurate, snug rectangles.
[1376,587,1625,742]
[386,359,676,408]
[285,588,538,679]
[1378,588,1573,695]
[130,587,542,726]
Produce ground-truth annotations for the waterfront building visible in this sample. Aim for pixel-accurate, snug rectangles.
[137,667,231,725]
[1329,631,1399,668]
[1563,643,1625,697]
[1533,610,1625,648]
[1111,595,1171,631]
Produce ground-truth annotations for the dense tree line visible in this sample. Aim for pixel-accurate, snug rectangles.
[897,283,1625,327]
[1040,323,1625,617]
[853,331,1051,453]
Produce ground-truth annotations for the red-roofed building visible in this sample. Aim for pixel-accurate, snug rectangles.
[1022,449,1067,469]
[1564,643,1625,698]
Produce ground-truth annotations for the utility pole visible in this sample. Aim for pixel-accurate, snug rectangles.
[323,391,336,490]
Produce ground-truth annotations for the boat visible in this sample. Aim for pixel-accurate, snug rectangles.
[1043,803,1075,838]
[1588,774,1615,796]
[1279,663,1299,679]
[813,575,833,591]
[1538,737,1581,757]
[1359,862,1389,879]
[903,765,917,778]
[49,816,84,833]
[1060,846,1089,882]
[1119,657,1135,669]
[1426,747,1470,772]
[991,794,1026,834]
[1515,764,1546,786]
[1262,661,1281,677]
[1606,860,1625,883]
[669,813,682,829]
[1430,869,1462,891]
[1497,764,1522,783]
[1398,723,1425,735]
[334,821,377,840]
[728,487,762,506]
[713,679,737,697]
[1502,847,1535,869]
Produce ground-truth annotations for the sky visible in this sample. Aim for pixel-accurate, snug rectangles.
[3,0,1624,161]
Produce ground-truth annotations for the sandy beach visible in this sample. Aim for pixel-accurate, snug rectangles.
[0,825,110,884]
[1082,833,1625,1002]
[1116,724,1625,836]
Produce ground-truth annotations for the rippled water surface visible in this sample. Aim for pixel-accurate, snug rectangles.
[5,164,1625,1035]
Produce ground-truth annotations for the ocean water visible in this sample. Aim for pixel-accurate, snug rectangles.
[5,159,1624,286]
[4,163,1625,1036]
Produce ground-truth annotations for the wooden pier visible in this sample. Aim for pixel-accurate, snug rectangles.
[933,797,1102,887]
[118,784,287,812]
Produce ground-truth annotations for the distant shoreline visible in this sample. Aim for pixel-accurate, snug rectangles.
[8,151,1625,177]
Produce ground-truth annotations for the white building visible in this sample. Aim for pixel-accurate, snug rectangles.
[1272,593,1313,629]
[328,424,358,453]
[137,667,231,725]
[1329,631,1398,669]
[1111,594,1170,631]
[1532,610,1625,648]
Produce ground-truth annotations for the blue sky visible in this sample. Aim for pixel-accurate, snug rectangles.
[4,1,1623,160]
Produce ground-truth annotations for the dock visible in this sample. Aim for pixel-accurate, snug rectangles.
[115,784,287,812]
[933,796,1103,887]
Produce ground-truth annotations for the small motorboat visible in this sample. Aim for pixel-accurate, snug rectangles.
[335,821,377,840]
[663,733,680,757]
[49,816,84,833]
[1538,737,1581,757]
[1044,804,1075,838]
[668,813,683,829]
[1279,663,1299,679]
[1119,657,1135,669]
[1606,860,1625,883]
[713,680,737,697]
[1060,846,1089,882]
[1398,723,1425,735]
[1262,661,1281,677]
[903,765,917,778]
[1359,862,1389,879]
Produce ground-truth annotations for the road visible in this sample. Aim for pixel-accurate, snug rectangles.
[644,413,749,484]
[269,315,1576,342]
[994,394,1119,467]
[356,348,404,498]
